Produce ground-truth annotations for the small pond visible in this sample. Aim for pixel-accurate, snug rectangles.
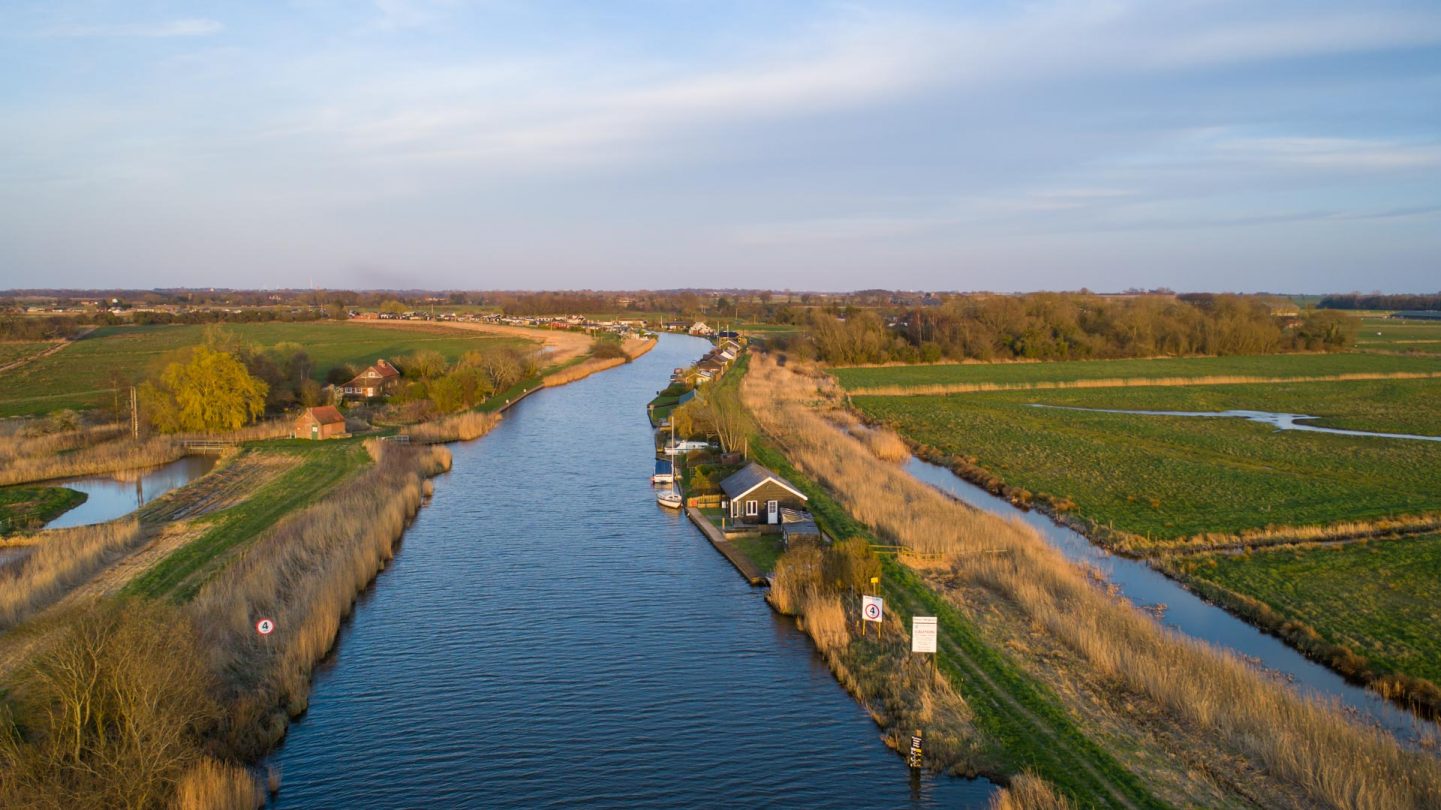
[42,455,217,529]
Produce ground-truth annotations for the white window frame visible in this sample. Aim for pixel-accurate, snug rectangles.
[745,499,758,517]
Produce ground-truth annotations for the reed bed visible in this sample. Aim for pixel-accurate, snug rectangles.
[0,519,144,630]
[622,336,656,359]
[0,436,185,487]
[849,370,1441,397]
[187,442,450,756]
[404,410,500,444]
[0,422,127,465]
[743,354,1441,809]
[989,774,1073,810]
[174,758,263,810]
[542,355,628,387]
[768,545,983,774]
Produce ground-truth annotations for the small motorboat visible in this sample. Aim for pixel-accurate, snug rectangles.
[652,458,674,485]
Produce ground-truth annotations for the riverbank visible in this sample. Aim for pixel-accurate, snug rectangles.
[0,339,652,805]
[742,352,1441,809]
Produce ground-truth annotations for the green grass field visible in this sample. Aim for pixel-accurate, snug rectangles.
[0,341,56,368]
[0,486,85,534]
[833,352,1441,391]
[125,441,371,601]
[855,380,1441,541]
[0,322,530,417]
[1354,316,1441,354]
[1178,536,1441,686]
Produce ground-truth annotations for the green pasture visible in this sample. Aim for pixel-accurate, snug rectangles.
[0,322,531,417]
[0,341,55,368]
[833,352,1441,391]
[855,381,1441,541]
[1354,316,1441,354]
[1179,536,1441,686]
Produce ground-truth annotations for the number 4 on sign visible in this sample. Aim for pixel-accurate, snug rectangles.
[256,618,276,636]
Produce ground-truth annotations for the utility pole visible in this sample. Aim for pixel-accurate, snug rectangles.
[130,386,139,440]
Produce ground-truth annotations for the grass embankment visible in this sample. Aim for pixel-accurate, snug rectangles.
[1168,536,1441,718]
[854,380,1441,548]
[0,441,452,806]
[744,437,1160,807]
[187,440,451,756]
[0,487,85,534]
[124,441,372,602]
[835,352,1441,396]
[0,321,529,417]
[743,353,1441,809]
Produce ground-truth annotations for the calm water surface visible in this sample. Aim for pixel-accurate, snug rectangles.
[269,335,995,809]
[44,455,216,529]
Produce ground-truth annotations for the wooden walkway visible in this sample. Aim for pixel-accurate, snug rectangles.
[685,507,767,586]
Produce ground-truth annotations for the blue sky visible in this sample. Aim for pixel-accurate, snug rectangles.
[2,1,1439,292]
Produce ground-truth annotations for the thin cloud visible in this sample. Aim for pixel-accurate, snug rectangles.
[41,18,223,39]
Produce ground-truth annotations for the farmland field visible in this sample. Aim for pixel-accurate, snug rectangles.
[833,352,1441,392]
[0,341,56,368]
[1354,315,1441,354]
[853,379,1441,542]
[1176,535,1441,686]
[0,321,531,417]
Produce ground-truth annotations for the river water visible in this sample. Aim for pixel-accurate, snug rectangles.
[268,335,995,809]
[904,458,1436,745]
[42,455,216,530]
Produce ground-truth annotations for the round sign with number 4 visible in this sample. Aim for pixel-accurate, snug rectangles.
[256,618,276,636]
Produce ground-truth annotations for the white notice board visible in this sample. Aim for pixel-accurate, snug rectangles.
[911,616,937,653]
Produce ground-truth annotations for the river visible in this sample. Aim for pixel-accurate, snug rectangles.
[268,334,996,808]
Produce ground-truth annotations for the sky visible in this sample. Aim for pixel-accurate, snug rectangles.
[1,1,1439,293]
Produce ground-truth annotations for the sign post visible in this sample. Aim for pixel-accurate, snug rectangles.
[908,729,924,769]
[911,616,937,654]
[861,594,884,638]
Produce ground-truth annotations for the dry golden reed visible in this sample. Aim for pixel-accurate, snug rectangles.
[187,442,450,755]
[989,773,1074,810]
[0,519,144,629]
[404,411,500,444]
[174,758,263,810]
[543,355,628,386]
[742,353,1441,810]
[849,370,1441,397]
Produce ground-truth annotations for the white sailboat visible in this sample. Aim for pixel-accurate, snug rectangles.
[657,420,684,508]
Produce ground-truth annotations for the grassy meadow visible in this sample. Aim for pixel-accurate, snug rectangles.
[1176,536,1441,688]
[1354,316,1441,354]
[0,486,85,534]
[834,351,1441,392]
[0,341,56,368]
[854,377,1441,543]
[0,321,530,417]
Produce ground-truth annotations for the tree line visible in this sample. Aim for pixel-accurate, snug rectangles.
[1319,293,1441,311]
[797,293,1355,365]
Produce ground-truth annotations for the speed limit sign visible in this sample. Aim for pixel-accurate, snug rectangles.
[256,618,276,636]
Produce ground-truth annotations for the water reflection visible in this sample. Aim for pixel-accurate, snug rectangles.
[43,455,217,529]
